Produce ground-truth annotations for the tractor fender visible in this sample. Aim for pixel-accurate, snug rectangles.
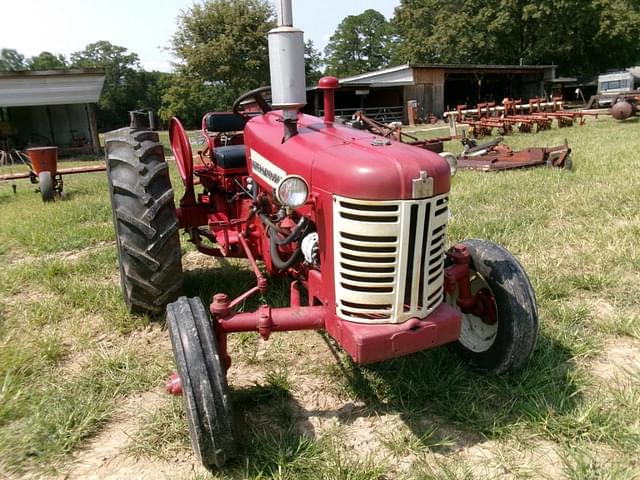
[169,117,196,204]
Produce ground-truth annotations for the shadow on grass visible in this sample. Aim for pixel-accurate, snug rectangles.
[315,331,579,452]
[222,383,322,478]
[183,260,291,312]
[181,259,580,464]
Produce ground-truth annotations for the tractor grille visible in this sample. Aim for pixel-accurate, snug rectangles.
[333,194,449,324]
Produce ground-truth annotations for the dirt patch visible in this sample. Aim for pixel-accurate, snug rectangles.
[63,390,203,480]
[5,241,115,268]
[180,250,219,271]
[591,338,640,381]
[449,438,564,479]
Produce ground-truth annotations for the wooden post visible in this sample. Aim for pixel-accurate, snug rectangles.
[86,103,100,156]
[45,106,56,145]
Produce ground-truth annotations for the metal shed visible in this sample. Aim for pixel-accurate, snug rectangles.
[0,69,105,155]
[306,63,556,122]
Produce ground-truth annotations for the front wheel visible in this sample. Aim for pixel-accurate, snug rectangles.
[39,171,54,202]
[446,239,538,374]
[167,297,237,469]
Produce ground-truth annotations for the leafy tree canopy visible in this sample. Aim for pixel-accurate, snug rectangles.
[305,40,323,86]
[158,73,233,127]
[0,49,27,71]
[392,0,640,76]
[324,9,394,78]
[70,41,154,130]
[28,52,67,70]
[171,0,275,93]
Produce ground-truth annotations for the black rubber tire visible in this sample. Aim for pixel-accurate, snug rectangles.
[105,128,183,315]
[167,296,237,469]
[447,239,539,374]
[39,171,54,202]
[563,154,573,171]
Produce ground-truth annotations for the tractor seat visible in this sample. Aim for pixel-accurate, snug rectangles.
[214,145,247,170]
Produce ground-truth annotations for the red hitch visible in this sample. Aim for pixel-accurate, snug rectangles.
[444,244,497,324]
[166,372,182,396]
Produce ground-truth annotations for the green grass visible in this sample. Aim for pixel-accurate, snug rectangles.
[1,117,640,478]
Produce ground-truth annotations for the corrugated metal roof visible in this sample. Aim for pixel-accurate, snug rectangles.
[338,63,556,87]
[0,69,105,107]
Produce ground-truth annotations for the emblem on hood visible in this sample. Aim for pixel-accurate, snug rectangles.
[412,170,433,199]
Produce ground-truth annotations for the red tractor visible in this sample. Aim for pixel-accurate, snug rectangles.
[105,1,538,470]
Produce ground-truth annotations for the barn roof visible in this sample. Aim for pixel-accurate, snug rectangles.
[338,63,556,87]
[0,68,105,107]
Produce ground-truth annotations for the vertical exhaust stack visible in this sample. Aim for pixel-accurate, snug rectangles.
[268,0,306,141]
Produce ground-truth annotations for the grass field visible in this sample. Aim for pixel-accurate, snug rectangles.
[0,116,639,479]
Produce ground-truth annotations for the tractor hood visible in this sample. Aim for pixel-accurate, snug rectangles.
[244,111,451,200]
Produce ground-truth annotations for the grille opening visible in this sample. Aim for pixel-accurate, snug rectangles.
[341,263,395,274]
[429,268,443,284]
[341,232,397,243]
[342,253,395,264]
[340,242,396,253]
[429,252,443,266]
[432,225,446,235]
[341,300,392,310]
[436,197,448,206]
[403,204,419,312]
[428,290,442,309]
[417,204,431,308]
[341,310,391,320]
[431,234,445,246]
[342,273,394,284]
[435,206,448,217]
[340,212,398,223]
[341,283,393,293]
[428,264,441,276]
[430,245,443,257]
[340,201,398,212]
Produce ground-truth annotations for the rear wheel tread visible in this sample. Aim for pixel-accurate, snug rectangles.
[106,127,183,315]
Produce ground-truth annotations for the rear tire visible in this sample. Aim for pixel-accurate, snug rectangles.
[446,239,538,374]
[167,297,237,469]
[105,128,183,315]
[39,171,54,202]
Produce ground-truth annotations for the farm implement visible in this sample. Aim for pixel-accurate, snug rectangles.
[105,0,539,469]
[447,98,598,137]
[456,137,572,171]
[0,146,105,201]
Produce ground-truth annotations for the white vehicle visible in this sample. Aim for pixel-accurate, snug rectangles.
[586,69,639,108]
[598,71,636,95]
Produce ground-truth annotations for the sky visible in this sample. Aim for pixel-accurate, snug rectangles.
[0,0,400,72]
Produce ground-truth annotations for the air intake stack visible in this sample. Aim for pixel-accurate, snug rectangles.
[268,0,306,140]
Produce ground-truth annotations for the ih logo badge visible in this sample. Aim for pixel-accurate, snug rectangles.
[412,170,433,198]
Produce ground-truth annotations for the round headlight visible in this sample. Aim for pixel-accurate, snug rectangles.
[276,175,309,209]
[439,151,458,177]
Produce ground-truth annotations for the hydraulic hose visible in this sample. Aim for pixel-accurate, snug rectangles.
[272,216,308,246]
[269,226,302,270]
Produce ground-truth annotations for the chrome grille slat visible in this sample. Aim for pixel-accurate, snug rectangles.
[334,193,448,324]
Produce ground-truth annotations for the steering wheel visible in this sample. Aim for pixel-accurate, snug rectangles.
[232,86,272,118]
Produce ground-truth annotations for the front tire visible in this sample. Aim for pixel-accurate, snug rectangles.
[105,128,183,314]
[39,171,54,202]
[446,239,538,374]
[167,297,237,469]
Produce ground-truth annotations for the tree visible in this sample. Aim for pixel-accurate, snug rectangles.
[324,9,394,78]
[161,0,276,126]
[171,0,275,93]
[71,41,144,129]
[304,40,323,85]
[28,52,67,70]
[391,0,640,76]
[0,49,27,71]
[158,74,233,127]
